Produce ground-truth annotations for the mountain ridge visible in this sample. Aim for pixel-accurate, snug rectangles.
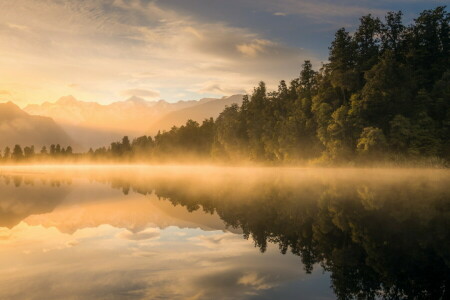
[23,94,244,149]
[148,94,243,134]
[0,102,76,150]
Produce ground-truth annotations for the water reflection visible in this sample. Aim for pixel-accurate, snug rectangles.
[0,166,449,299]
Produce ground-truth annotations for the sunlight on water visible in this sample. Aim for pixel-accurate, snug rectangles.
[0,165,449,299]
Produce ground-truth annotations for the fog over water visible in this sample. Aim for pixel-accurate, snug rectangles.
[0,165,449,299]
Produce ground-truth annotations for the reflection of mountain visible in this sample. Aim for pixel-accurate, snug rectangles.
[25,193,231,234]
[0,176,70,228]
[24,95,243,149]
[0,102,75,149]
[0,174,233,234]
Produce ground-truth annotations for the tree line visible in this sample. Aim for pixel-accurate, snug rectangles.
[2,7,449,165]
[1,144,74,162]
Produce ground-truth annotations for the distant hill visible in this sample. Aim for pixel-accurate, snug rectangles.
[24,95,243,149]
[0,102,75,150]
[148,94,243,134]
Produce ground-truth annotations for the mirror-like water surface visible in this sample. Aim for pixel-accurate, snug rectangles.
[0,166,449,299]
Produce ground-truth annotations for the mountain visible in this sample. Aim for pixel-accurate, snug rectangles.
[148,94,243,134]
[24,95,243,149]
[0,102,75,150]
[24,96,199,149]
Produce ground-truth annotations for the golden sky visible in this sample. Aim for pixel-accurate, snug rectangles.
[0,0,314,105]
[0,0,441,105]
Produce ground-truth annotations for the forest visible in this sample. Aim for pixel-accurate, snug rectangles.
[2,7,449,165]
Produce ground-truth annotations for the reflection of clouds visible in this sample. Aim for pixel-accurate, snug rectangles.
[190,232,245,249]
[65,240,79,247]
[130,250,159,258]
[0,228,11,240]
[117,228,160,241]
[237,272,273,290]
[0,223,321,299]
[174,232,187,237]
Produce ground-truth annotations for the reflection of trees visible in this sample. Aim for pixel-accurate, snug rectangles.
[1,175,72,188]
[101,172,450,299]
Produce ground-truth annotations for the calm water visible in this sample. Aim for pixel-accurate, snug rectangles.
[0,166,449,300]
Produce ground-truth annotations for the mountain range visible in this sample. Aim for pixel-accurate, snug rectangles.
[0,102,75,151]
[0,95,243,150]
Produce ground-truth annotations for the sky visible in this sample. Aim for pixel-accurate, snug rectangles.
[0,0,446,105]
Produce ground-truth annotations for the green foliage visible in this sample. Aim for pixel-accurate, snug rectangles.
[351,52,413,131]
[406,6,450,90]
[389,115,413,153]
[324,105,354,161]
[213,103,248,160]
[357,127,387,158]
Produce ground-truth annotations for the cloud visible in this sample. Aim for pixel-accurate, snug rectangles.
[236,39,275,57]
[0,0,318,105]
[0,90,11,95]
[0,224,312,300]
[197,82,246,95]
[0,229,11,240]
[273,12,288,16]
[65,240,79,247]
[264,0,386,21]
[120,88,160,99]
[6,23,29,32]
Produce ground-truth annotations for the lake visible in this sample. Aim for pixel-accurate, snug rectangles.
[0,165,449,299]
